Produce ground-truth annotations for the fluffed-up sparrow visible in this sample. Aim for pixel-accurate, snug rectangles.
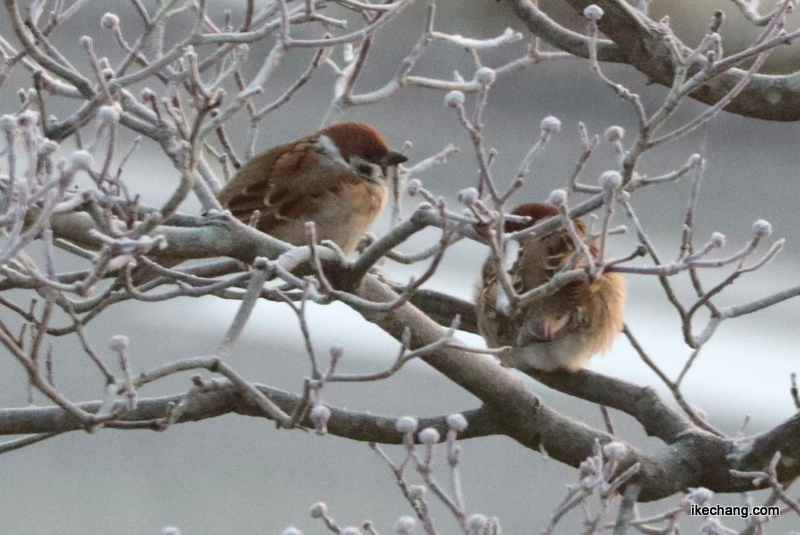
[475,202,626,371]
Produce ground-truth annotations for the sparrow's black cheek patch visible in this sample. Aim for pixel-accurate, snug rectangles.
[354,162,374,176]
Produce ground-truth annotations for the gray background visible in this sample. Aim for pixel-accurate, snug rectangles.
[0,1,798,533]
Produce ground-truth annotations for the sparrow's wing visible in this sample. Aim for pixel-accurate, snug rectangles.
[217,136,321,225]
[217,137,385,251]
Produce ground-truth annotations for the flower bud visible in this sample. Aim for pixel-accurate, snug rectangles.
[602,441,627,461]
[457,187,479,206]
[98,104,121,124]
[394,516,417,535]
[446,413,468,433]
[599,171,622,190]
[309,405,331,430]
[395,416,418,434]
[604,126,624,142]
[38,139,59,156]
[0,114,17,133]
[408,485,426,499]
[474,67,496,87]
[548,189,567,207]
[109,335,129,352]
[540,116,561,134]
[17,110,39,127]
[687,487,714,504]
[752,219,772,237]
[101,13,120,29]
[418,427,440,445]
[71,150,94,170]
[465,514,488,535]
[309,502,328,518]
[444,90,465,108]
[584,5,604,20]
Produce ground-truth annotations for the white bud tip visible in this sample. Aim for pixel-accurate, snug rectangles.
[548,189,567,207]
[71,150,94,170]
[599,170,622,190]
[109,335,129,352]
[281,527,303,535]
[341,528,361,535]
[688,487,714,504]
[99,104,121,123]
[710,232,726,248]
[474,67,496,86]
[309,405,331,426]
[584,5,605,20]
[418,427,440,445]
[688,153,703,166]
[18,110,40,127]
[752,219,772,237]
[395,416,419,434]
[406,178,422,196]
[101,13,120,29]
[444,90,465,108]
[0,115,17,133]
[457,187,479,205]
[161,528,181,535]
[602,441,627,460]
[540,116,561,134]
[604,126,625,142]
[408,485,426,499]
[80,35,92,47]
[329,344,344,358]
[446,413,468,432]
[140,88,155,100]
[465,514,488,532]
[38,139,59,155]
[394,516,417,535]
[309,502,328,518]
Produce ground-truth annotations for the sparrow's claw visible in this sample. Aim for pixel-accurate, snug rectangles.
[357,233,377,253]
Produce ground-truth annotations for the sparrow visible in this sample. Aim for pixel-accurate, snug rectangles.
[217,121,407,254]
[128,122,405,285]
[474,202,626,372]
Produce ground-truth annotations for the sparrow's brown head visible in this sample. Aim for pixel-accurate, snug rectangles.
[503,203,560,233]
[317,121,407,173]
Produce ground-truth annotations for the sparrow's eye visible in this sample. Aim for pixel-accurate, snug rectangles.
[354,162,375,176]
[351,157,383,182]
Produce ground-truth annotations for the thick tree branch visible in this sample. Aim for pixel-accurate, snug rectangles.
[509,0,800,121]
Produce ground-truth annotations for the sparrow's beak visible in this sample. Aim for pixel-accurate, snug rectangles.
[382,150,408,168]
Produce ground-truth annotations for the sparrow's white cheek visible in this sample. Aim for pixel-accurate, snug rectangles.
[316,134,348,168]
[503,239,521,272]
